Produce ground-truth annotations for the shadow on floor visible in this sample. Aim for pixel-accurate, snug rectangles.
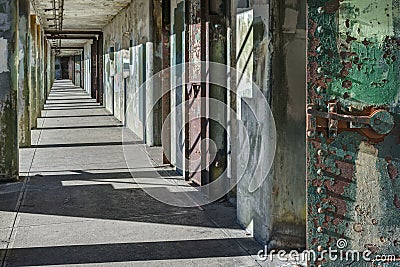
[30,141,144,149]
[5,170,239,229]
[35,125,123,131]
[3,238,259,266]
[0,80,262,267]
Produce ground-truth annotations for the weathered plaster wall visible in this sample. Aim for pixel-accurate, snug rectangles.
[29,15,37,130]
[236,0,307,248]
[0,0,19,181]
[102,0,152,139]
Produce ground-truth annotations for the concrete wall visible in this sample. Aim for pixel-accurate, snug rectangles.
[102,0,153,139]
[236,0,306,249]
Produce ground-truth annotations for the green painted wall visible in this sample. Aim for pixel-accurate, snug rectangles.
[308,1,400,266]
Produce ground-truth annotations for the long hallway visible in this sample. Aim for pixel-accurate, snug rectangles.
[0,81,262,267]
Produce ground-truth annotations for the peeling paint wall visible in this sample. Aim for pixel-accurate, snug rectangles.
[307,1,400,265]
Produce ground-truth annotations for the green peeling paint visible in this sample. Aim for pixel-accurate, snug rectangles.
[308,1,400,266]
[329,1,400,107]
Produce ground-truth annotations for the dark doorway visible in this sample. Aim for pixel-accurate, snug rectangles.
[61,57,69,79]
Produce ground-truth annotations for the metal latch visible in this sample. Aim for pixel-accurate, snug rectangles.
[307,102,395,139]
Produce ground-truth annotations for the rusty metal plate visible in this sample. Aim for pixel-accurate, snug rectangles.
[307,1,400,266]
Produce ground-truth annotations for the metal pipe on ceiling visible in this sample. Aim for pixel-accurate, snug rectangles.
[51,47,84,50]
[47,36,97,40]
[45,30,103,35]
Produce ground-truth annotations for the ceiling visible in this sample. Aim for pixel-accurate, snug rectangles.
[31,0,132,55]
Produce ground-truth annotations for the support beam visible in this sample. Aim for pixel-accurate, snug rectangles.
[0,0,19,181]
[18,0,31,148]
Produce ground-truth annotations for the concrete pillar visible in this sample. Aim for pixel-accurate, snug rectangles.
[48,42,51,95]
[46,43,50,95]
[40,29,45,109]
[145,42,154,146]
[36,25,41,118]
[43,40,48,97]
[51,52,55,89]
[29,15,37,129]
[209,17,228,184]
[0,0,19,181]
[162,0,171,164]
[18,0,31,147]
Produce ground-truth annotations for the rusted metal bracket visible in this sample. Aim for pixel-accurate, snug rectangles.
[188,83,201,98]
[307,103,395,139]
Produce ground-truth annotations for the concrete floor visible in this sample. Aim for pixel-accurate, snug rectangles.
[0,80,269,267]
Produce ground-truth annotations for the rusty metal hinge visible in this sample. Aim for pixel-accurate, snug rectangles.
[307,102,395,139]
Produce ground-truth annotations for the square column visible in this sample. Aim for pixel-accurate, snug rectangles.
[0,0,19,182]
